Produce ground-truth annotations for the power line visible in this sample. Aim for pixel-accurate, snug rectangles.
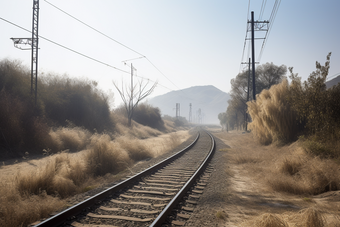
[0,16,130,74]
[44,0,145,58]
[44,0,181,91]
[259,0,267,20]
[1,16,199,109]
[240,0,252,72]
[258,0,281,62]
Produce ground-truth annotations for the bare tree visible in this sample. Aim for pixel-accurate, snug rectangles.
[113,78,157,127]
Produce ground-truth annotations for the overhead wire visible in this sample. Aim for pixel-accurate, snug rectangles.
[1,16,178,94]
[239,0,251,72]
[258,0,267,20]
[3,2,223,111]
[258,0,281,62]
[0,16,129,74]
[44,0,181,91]
[44,0,145,58]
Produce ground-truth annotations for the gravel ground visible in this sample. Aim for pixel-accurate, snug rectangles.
[184,133,231,227]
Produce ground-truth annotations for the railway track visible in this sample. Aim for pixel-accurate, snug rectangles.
[34,130,215,227]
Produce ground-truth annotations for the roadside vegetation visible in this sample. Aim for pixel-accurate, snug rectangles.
[214,131,340,227]
[248,53,339,159]
[217,53,340,226]
[0,58,190,227]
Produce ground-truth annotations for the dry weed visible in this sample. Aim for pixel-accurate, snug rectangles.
[86,134,130,176]
[248,79,300,145]
[233,155,259,164]
[15,152,84,198]
[265,146,340,195]
[241,213,289,227]
[298,207,326,227]
[0,181,64,227]
[279,155,307,176]
[116,136,153,161]
[49,126,91,152]
[167,132,181,150]
[241,208,329,227]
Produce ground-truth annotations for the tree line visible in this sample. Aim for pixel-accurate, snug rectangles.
[219,62,287,130]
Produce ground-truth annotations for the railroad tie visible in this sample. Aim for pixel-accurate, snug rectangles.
[110,199,166,207]
[71,221,118,227]
[120,194,171,201]
[99,206,160,215]
[87,213,153,222]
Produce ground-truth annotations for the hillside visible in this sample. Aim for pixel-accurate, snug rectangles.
[326,74,340,89]
[148,85,230,124]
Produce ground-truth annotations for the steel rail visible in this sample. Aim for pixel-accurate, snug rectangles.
[34,132,200,227]
[150,130,216,227]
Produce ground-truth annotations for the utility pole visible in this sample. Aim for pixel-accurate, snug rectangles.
[198,108,201,124]
[245,57,250,131]
[189,103,192,123]
[246,11,269,101]
[11,0,40,105]
[176,103,180,119]
[251,11,256,101]
[131,63,134,112]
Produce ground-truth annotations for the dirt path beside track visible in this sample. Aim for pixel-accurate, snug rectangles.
[185,129,340,226]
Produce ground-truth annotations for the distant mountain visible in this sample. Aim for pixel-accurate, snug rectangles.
[326,75,340,89]
[148,85,230,124]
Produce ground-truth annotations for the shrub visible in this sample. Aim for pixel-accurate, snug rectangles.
[269,156,340,195]
[116,136,153,161]
[85,134,130,176]
[48,126,91,152]
[132,103,166,131]
[248,79,301,145]
[41,76,115,133]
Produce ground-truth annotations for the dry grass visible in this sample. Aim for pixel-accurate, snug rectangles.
[16,152,88,198]
[247,79,300,145]
[241,213,289,227]
[48,126,91,152]
[116,136,153,162]
[0,186,65,227]
[216,210,228,220]
[213,131,340,226]
[240,207,333,227]
[268,156,340,195]
[85,134,130,177]
[1,126,189,226]
[215,131,340,196]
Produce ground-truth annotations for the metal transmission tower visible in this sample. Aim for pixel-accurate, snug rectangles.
[197,108,202,124]
[189,103,192,123]
[175,103,180,119]
[11,0,40,104]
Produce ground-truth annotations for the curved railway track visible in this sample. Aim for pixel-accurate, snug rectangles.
[34,130,216,227]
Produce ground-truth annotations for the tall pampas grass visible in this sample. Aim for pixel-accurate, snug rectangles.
[248,79,299,145]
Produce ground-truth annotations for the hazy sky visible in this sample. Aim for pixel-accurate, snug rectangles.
[1,0,339,107]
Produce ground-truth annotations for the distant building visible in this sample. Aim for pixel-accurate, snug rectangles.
[325,75,340,89]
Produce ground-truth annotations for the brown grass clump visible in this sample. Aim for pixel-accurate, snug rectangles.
[241,213,289,227]
[269,155,340,195]
[248,79,300,145]
[167,132,181,150]
[279,154,307,176]
[85,134,131,176]
[116,136,153,162]
[233,155,260,164]
[115,121,162,139]
[0,185,64,227]
[241,208,329,227]
[48,126,91,152]
[15,153,86,198]
[297,208,326,227]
